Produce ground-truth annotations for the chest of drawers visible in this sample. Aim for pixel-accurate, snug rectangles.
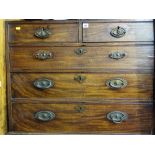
[6,19,154,134]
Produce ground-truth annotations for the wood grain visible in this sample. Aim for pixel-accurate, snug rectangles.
[11,103,153,134]
[10,46,154,72]
[0,20,6,134]
[6,20,155,135]
[8,23,79,43]
[11,73,153,99]
[83,22,154,42]
[9,42,154,47]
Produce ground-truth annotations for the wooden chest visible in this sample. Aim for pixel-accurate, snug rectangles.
[6,19,154,134]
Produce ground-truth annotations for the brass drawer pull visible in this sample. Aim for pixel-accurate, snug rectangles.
[110,26,126,38]
[34,27,51,39]
[75,48,87,55]
[106,78,127,89]
[107,111,128,123]
[34,111,55,121]
[109,51,126,60]
[33,78,54,89]
[34,50,53,60]
[74,75,86,83]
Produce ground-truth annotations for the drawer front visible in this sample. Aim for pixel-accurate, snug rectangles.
[8,23,78,43]
[12,73,153,99]
[10,46,154,72]
[11,103,153,134]
[83,22,154,42]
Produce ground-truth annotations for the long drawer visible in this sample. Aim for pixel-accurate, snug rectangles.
[10,46,154,72]
[8,23,79,43]
[83,22,154,42]
[11,73,153,99]
[11,102,153,134]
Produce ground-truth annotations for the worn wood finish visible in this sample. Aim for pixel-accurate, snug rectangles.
[8,23,79,43]
[10,46,154,72]
[11,103,153,134]
[0,20,7,134]
[6,20,154,134]
[83,22,154,42]
[11,73,153,99]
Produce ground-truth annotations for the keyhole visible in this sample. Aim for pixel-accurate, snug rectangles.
[79,49,82,54]
[75,105,85,112]
[79,76,82,81]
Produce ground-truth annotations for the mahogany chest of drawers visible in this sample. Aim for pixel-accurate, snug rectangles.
[6,19,154,134]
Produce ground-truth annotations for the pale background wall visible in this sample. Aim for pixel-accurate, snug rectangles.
[0,19,6,134]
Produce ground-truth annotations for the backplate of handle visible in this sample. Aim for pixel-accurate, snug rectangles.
[110,26,126,38]
[33,78,54,89]
[106,78,127,89]
[34,111,55,121]
[34,27,51,39]
[107,111,128,123]
[109,51,126,60]
[34,50,53,60]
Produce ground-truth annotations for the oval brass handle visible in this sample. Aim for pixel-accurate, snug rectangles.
[110,26,126,38]
[34,27,51,39]
[106,78,127,89]
[75,48,87,56]
[34,111,55,121]
[107,111,128,123]
[74,75,86,83]
[109,51,126,60]
[33,78,54,89]
[34,50,53,60]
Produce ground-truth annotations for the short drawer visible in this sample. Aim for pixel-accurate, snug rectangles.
[10,46,154,72]
[8,23,78,43]
[83,22,154,42]
[11,73,153,99]
[11,103,153,134]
